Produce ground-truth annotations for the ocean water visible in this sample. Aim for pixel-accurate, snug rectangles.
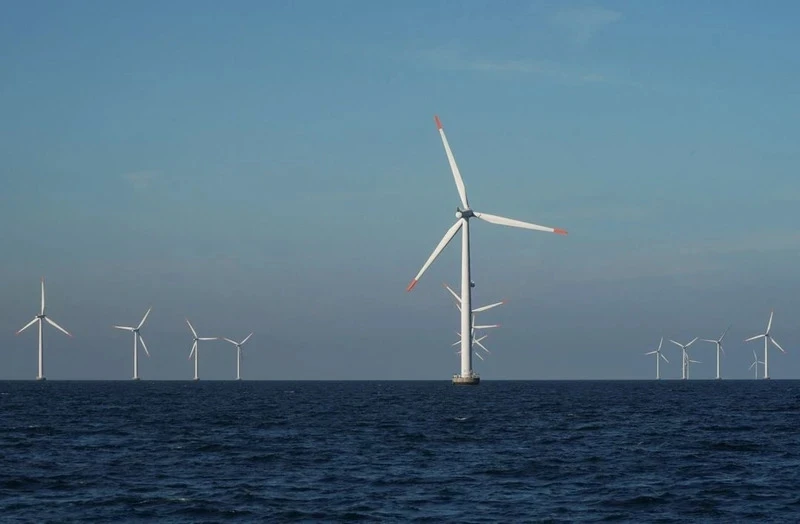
[2,380,800,522]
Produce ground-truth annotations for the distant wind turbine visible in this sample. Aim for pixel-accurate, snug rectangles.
[113,307,152,380]
[744,310,786,379]
[749,350,764,380]
[16,278,72,380]
[669,337,699,380]
[222,333,253,381]
[186,319,217,381]
[644,337,668,380]
[406,115,567,385]
[700,325,730,380]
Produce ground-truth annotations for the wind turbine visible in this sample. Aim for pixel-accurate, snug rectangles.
[749,350,764,380]
[407,115,567,385]
[744,310,786,379]
[222,333,253,381]
[700,325,730,380]
[669,337,698,380]
[644,337,668,380]
[15,277,72,380]
[113,307,152,380]
[186,319,217,381]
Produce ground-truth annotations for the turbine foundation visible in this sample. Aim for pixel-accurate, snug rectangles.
[452,374,480,385]
[36,376,46,381]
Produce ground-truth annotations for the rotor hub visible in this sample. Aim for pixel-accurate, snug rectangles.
[455,208,474,219]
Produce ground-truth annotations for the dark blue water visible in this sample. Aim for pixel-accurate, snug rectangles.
[2,381,800,522]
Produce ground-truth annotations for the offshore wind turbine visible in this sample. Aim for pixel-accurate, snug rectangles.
[407,115,567,385]
[222,333,253,381]
[700,325,730,380]
[669,337,698,380]
[749,350,764,380]
[744,310,786,379]
[15,278,72,380]
[186,319,217,381]
[644,337,668,379]
[113,307,152,380]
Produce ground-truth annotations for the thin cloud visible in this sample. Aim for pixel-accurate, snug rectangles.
[549,6,622,46]
[418,44,609,85]
[122,170,159,190]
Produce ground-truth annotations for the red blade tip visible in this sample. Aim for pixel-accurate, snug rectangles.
[434,115,443,130]
[554,228,568,235]
[406,279,418,292]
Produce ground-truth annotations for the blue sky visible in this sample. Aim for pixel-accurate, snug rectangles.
[1,1,799,380]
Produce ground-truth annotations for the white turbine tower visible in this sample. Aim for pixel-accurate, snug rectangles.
[223,333,253,381]
[407,115,567,385]
[669,337,698,380]
[186,319,217,381]
[113,307,152,380]
[16,277,72,380]
[644,337,668,380]
[744,310,786,379]
[700,325,730,380]
[749,350,764,380]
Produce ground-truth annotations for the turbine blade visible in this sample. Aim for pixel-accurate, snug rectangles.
[451,340,460,347]
[668,339,682,348]
[766,310,774,333]
[690,359,701,364]
[658,337,663,351]
[749,362,756,370]
[660,354,669,363]
[753,349,758,361]
[700,339,716,343]
[472,300,505,313]
[744,334,765,342]
[770,337,786,353]
[686,337,699,347]
[198,337,217,341]
[474,334,488,344]
[186,319,198,338]
[443,283,462,303]
[473,211,567,235]
[472,324,500,329]
[645,350,657,355]
[474,351,485,361]
[113,325,134,331]
[16,317,39,335]
[137,307,152,330]
[40,277,46,315]
[434,115,469,210]
[406,220,463,291]
[223,337,237,345]
[138,335,150,357]
[475,339,491,354]
[45,317,72,337]
[241,333,253,345]
[188,341,197,359]
[719,324,731,342]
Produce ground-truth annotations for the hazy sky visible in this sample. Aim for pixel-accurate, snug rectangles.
[2,1,799,380]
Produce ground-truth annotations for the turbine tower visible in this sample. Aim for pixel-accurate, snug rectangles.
[113,307,152,380]
[700,325,730,380]
[16,278,72,380]
[644,337,668,379]
[186,319,217,381]
[669,337,698,380]
[407,115,567,385]
[223,333,253,381]
[749,350,764,380]
[745,310,786,379]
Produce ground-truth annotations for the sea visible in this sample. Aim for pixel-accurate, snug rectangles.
[2,380,800,522]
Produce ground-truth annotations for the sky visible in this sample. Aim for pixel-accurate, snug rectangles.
[1,1,799,380]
